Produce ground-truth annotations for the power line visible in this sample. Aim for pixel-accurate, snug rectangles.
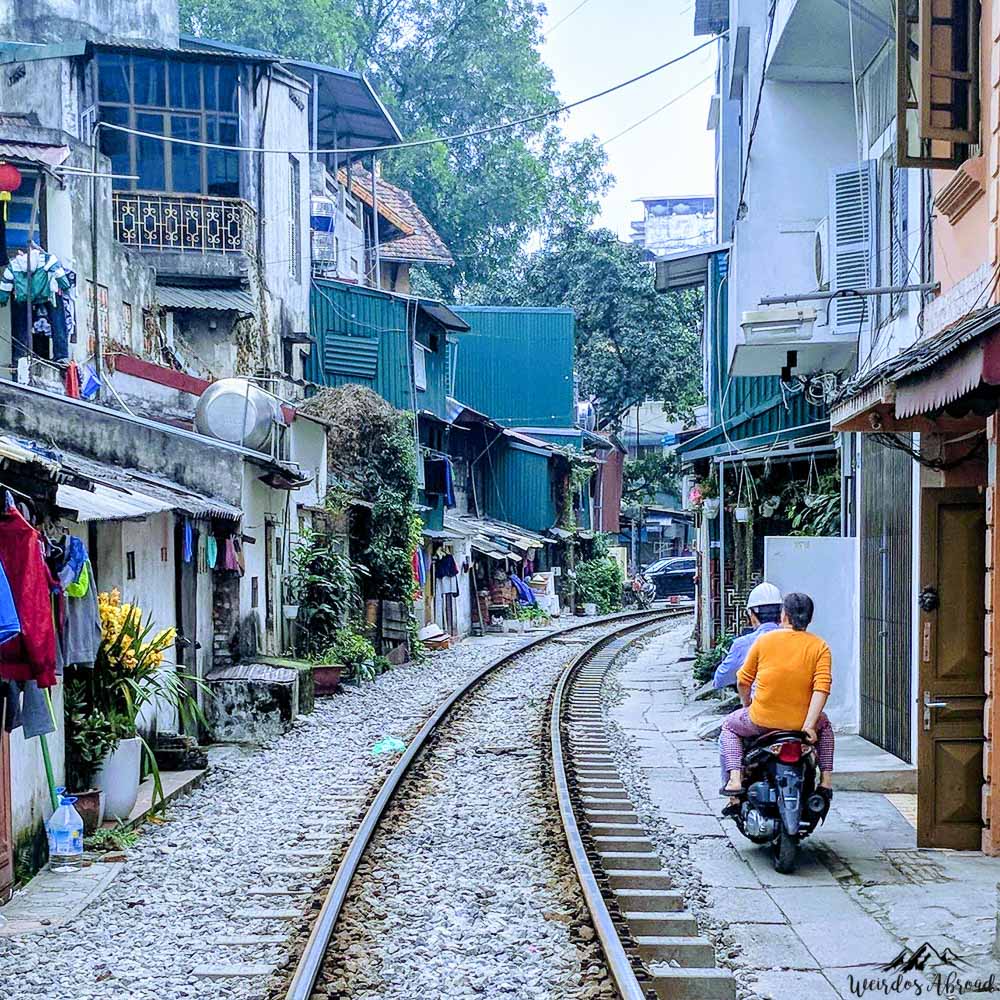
[601,73,714,147]
[99,34,725,158]
[544,0,594,38]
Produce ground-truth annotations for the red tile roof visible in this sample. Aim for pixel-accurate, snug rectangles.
[340,166,454,267]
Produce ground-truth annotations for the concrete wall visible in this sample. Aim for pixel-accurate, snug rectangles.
[0,0,179,45]
[764,535,859,732]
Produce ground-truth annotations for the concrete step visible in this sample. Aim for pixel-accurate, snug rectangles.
[622,911,699,937]
[635,935,716,966]
[613,888,684,912]
[598,851,661,870]
[588,822,646,837]
[606,869,673,890]
[648,966,736,1000]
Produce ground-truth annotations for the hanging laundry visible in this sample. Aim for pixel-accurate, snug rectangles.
[0,506,57,687]
[80,365,100,400]
[65,560,90,599]
[183,519,193,563]
[197,530,207,573]
[443,458,455,508]
[0,246,71,307]
[0,679,55,737]
[53,535,86,592]
[224,535,244,576]
[0,561,20,645]
[206,534,218,569]
[64,360,81,398]
[434,552,459,597]
[62,560,101,669]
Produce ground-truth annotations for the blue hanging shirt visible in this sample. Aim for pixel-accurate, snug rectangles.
[0,560,21,645]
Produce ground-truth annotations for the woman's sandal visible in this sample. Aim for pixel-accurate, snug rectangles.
[719,785,744,797]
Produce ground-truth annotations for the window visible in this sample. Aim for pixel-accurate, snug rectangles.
[350,256,360,275]
[289,156,302,281]
[126,551,136,580]
[413,342,428,391]
[96,52,241,194]
[896,0,979,169]
[251,576,259,608]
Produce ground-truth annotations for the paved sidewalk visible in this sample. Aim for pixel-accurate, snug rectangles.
[608,626,1000,1000]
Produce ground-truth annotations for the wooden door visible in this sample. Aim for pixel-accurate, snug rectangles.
[918,487,986,849]
[0,731,14,899]
[173,520,200,735]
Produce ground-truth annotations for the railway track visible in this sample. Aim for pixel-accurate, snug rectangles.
[282,608,729,1000]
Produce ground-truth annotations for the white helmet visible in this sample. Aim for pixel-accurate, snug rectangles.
[747,582,782,611]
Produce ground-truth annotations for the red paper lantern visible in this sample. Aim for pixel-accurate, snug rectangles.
[0,161,22,221]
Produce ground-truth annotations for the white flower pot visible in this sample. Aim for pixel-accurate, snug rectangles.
[94,736,142,821]
[734,505,751,523]
[702,498,720,519]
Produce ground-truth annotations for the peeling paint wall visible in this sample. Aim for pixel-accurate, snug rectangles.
[0,0,179,46]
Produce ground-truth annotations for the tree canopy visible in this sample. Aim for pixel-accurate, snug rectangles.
[490,226,703,428]
[180,0,612,297]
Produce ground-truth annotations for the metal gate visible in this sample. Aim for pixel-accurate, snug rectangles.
[860,435,913,762]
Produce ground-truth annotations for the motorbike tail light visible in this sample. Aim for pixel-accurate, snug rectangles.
[777,742,802,763]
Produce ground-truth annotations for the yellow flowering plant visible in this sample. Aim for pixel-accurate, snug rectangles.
[65,590,207,810]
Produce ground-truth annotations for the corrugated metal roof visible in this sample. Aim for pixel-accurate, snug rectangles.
[59,451,242,520]
[56,481,175,522]
[157,285,256,314]
[0,141,70,167]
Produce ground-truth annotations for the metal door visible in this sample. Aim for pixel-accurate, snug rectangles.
[859,436,913,761]
[918,488,985,849]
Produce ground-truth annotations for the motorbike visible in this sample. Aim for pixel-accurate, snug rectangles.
[727,730,830,874]
[623,574,656,610]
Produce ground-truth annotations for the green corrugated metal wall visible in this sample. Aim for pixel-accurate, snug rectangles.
[483,443,557,532]
[681,252,825,458]
[452,307,576,428]
[307,279,450,420]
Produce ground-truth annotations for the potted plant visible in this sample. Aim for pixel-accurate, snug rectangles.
[66,590,205,821]
[693,476,720,519]
[63,689,126,833]
[318,624,378,687]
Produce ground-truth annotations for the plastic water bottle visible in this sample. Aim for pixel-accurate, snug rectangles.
[47,793,84,873]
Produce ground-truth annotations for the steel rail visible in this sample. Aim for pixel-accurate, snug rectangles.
[284,607,679,1000]
[550,617,676,1000]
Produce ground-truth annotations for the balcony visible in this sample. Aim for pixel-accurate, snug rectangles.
[113,193,256,279]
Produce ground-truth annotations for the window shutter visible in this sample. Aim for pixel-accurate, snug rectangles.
[919,0,978,145]
[830,161,877,337]
[323,332,379,380]
[891,167,909,316]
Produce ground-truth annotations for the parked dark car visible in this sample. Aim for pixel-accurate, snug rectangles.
[647,556,696,599]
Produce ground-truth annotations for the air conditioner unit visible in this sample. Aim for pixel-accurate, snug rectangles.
[814,217,830,290]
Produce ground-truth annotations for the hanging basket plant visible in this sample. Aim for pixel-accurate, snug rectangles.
[702,497,721,519]
[732,462,757,524]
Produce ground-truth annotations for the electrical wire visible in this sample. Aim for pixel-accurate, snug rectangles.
[601,73,714,147]
[98,34,725,158]
[543,0,594,37]
[736,1,777,217]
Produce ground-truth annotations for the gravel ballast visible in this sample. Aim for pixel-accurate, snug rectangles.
[308,624,623,1000]
[0,619,628,1000]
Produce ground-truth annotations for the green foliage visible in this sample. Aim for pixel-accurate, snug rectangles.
[514,603,548,622]
[493,227,704,426]
[591,532,613,560]
[782,472,841,537]
[87,821,140,853]
[315,622,380,682]
[575,555,625,615]
[179,0,611,297]
[693,633,734,684]
[290,528,361,659]
[64,684,129,789]
[623,452,681,507]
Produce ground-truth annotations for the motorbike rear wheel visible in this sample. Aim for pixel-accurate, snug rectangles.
[773,827,798,874]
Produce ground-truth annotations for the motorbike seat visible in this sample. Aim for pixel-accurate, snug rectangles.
[746,729,807,751]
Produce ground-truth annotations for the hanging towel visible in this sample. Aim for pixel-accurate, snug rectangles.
[65,360,80,398]
[183,519,193,563]
[0,507,57,687]
[206,534,218,569]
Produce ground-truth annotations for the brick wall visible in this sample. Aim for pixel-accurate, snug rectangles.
[212,572,241,669]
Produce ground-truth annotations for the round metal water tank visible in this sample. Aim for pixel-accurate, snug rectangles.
[195,379,279,452]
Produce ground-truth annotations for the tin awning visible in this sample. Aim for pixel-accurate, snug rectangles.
[0,140,71,168]
[831,304,1000,431]
[654,243,729,292]
[157,284,256,315]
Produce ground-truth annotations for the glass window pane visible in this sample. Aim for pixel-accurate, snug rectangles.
[204,66,217,111]
[169,115,201,193]
[169,61,201,109]
[98,105,131,189]
[136,112,165,190]
[133,56,165,106]
[207,116,240,197]
[216,64,238,112]
[97,53,131,103]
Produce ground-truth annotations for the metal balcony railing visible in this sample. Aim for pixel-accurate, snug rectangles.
[113,192,256,254]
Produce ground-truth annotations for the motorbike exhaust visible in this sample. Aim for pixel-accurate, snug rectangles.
[807,792,826,814]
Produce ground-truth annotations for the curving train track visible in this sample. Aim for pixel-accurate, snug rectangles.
[278,607,733,1000]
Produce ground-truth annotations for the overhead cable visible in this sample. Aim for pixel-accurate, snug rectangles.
[97,34,725,157]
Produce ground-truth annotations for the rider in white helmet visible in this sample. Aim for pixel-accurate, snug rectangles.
[712,581,783,689]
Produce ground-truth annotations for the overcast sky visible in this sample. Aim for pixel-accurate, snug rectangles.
[540,0,717,240]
